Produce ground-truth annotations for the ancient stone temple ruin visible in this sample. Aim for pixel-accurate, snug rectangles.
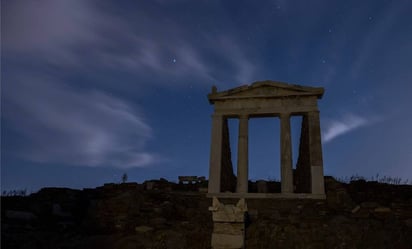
[207,80,326,199]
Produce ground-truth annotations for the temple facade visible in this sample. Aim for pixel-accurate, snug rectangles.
[207,80,326,199]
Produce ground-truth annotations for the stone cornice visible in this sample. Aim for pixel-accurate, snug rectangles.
[208,80,324,104]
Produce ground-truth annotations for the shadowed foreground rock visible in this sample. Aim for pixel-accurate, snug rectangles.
[2,178,412,249]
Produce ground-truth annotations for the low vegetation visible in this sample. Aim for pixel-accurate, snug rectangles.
[1,189,27,197]
[336,173,409,185]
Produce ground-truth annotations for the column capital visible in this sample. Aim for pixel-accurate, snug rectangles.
[307,110,320,115]
[211,113,224,118]
[238,114,249,119]
[279,112,291,118]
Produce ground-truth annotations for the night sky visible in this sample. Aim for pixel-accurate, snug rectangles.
[2,0,412,192]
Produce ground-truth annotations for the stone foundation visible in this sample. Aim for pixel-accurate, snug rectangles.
[209,198,247,249]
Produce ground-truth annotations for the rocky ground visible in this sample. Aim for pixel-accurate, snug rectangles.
[2,177,412,249]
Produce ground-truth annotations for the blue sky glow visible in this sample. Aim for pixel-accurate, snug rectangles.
[2,0,412,192]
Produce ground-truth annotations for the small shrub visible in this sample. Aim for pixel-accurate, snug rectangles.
[121,173,128,183]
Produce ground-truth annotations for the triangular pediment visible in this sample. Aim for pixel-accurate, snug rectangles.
[208,80,324,103]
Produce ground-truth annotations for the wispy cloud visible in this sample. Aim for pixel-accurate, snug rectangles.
[3,74,158,168]
[2,0,100,64]
[2,0,255,85]
[2,0,257,169]
[322,113,376,143]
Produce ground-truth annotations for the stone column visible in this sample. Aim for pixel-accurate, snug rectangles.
[307,111,325,195]
[280,113,294,193]
[237,115,249,193]
[209,114,224,193]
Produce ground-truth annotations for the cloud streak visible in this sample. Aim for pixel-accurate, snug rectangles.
[3,74,157,168]
[322,114,373,143]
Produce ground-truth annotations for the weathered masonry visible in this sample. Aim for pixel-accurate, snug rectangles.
[207,80,326,199]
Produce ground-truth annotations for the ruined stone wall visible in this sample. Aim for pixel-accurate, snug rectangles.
[2,179,412,249]
[213,178,412,249]
[220,118,237,192]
